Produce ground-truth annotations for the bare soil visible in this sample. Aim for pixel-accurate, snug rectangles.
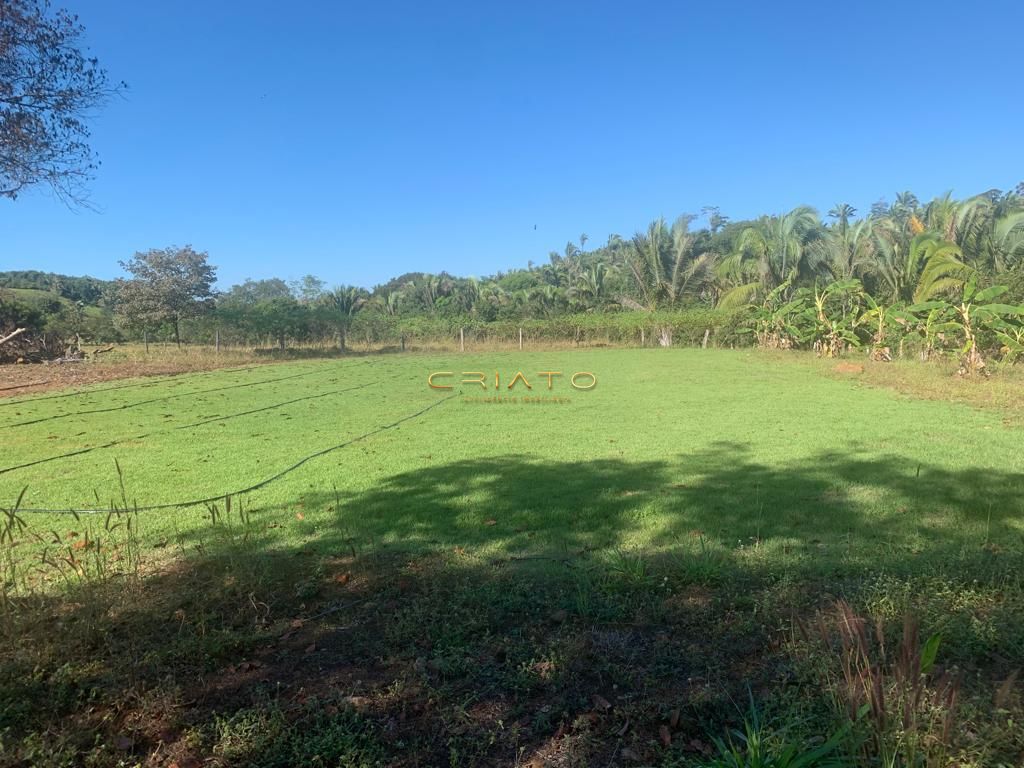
[0,356,278,398]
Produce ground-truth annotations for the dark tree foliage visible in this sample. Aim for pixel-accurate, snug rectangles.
[0,289,42,330]
[0,0,123,203]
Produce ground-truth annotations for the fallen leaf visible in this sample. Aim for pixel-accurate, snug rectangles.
[621,746,641,761]
[304,643,317,654]
[550,609,568,623]
[669,708,680,728]
[592,693,611,711]
[659,725,672,746]
[484,518,497,526]
[334,572,351,585]
[290,618,305,629]
[295,512,305,521]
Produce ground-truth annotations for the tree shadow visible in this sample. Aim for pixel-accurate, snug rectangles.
[3,449,1023,766]
[283,443,1024,566]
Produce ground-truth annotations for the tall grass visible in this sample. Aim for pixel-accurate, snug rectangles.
[798,601,963,767]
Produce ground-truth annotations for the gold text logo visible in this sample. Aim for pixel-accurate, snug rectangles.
[428,371,597,391]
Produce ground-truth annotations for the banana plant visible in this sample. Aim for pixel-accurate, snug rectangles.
[995,325,1024,364]
[862,295,912,361]
[801,279,867,358]
[909,279,1024,374]
[740,279,807,349]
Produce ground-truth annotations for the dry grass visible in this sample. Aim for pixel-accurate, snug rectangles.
[0,345,272,397]
[794,352,1024,421]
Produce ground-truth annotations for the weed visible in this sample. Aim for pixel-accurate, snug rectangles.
[806,601,962,767]
[693,692,852,768]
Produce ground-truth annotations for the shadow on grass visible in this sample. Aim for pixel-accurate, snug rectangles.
[2,451,1023,767]
[286,443,1024,563]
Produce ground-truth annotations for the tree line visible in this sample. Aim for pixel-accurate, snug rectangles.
[3,185,1024,371]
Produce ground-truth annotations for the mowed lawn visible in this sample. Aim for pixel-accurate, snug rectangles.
[2,348,1022,564]
[4,350,1024,767]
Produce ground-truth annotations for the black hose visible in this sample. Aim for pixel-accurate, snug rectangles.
[11,392,459,514]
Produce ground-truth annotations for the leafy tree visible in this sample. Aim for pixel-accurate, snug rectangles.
[114,246,217,346]
[0,0,124,203]
[0,291,43,333]
[291,274,326,303]
[222,277,291,304]
[260,297,310,350]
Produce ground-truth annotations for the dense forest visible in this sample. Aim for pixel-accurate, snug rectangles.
[3,185,1024,369]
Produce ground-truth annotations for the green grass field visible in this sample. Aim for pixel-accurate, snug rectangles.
[3,349,1022,560]
[2,349,1023,766]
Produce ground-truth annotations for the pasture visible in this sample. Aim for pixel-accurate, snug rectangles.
[2,349,1023,767]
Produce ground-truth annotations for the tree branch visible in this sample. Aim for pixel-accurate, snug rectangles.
[0,328,28,346]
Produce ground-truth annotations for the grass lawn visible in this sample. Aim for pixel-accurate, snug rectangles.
[1,349,1022,766]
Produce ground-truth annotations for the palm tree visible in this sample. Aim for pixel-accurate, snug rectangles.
[370,290,402,317]
[622,215,713,312]
[527,284,566,318]
[405,276,444,315]
[892,191,920,226]
[992,210,1024,272]
[828,203,857,236]
[321,285,368,351]
[869,228,967,304]
[828,218,876,281]
[716,206,829,307]
[571,263,613,311]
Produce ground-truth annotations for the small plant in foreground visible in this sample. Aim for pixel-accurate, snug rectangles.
[675,533,727,585]
[606,548,651,588]
[696,692,851,768]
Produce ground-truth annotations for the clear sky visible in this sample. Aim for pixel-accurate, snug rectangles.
[3,1,1022,290]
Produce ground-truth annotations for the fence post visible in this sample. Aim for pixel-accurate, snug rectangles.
[519,327,523,350]
[460,327,465,352]
[701,328,710,349]
[640,328,645,346]
[144,331,149,354]
[215,328,220,353]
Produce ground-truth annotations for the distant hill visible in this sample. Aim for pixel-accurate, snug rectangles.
[0,270,113,307]
[1,274,120,354]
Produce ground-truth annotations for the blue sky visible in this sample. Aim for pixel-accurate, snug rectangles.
[3,1,1022,289]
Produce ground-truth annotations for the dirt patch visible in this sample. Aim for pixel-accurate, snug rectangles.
[833,362,864,374]
[0,356,279,398]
